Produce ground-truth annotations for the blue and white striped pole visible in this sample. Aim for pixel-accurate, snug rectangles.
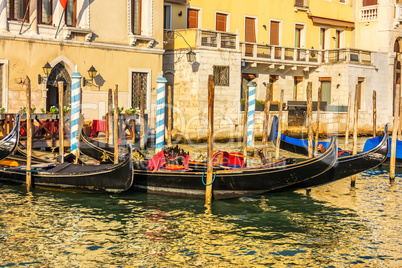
[247,81,256,149]
[155,76,167,153]
[70,67,82,155]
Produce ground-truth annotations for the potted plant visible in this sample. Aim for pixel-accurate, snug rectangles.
[124,107,138,119]
[20,106,36,119]
[36,108,50,119]
[0,107,5,120]
[48,106,59,119]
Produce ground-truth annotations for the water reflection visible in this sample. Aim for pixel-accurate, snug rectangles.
[1,168,401,267]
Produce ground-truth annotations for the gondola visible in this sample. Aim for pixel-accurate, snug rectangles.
[79,130,116,163]
[272,124,390,189]
[362,133,402,168]
[130,136,338,200]
[0,143,134,193]
[0,113,21,161]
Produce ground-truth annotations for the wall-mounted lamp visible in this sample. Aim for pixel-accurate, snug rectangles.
[178,11,182,16]
[310,46,316,58]
[83,65,98,86]
[186,50,196,63]
[38,61,52,84]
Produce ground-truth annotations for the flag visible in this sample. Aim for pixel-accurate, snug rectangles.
[59,0,68,10]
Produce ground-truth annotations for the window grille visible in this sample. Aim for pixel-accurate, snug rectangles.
[132,72,147,109]
[213,66,229,86]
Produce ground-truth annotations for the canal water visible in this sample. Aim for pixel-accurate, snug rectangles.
[0,138,401,267]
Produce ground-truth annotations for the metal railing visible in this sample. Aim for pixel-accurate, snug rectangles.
[198,30,239,50]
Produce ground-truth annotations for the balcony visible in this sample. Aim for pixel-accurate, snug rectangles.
[164,29,239,51]
[241,43,372,67]
[360,5,378,22]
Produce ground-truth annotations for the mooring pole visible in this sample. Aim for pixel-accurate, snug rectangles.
[70,68,82,164]
[373,90,376,138]
[398,96,402,140]
[205,75,215,207]
[351,83,361,188]
[246,81,257,153]
[167,85,173,147]
[262,83,272,162]
[307,82,313,158]
[275,90,284,160]
[106,88,112,146]
[345,91,352,150]
[140,86,145,150]
[113,85,119,164]
[25,76,32,190]
[155,77,168,153]
[58,81,64,163]
[390,84,401,181]
[242,84,249,166]
[315,86,322,154]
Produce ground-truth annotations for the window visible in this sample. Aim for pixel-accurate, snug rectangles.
[65,0,77,27]
[357,78,365,109]
[216,13,227,32]
[7,0,29,21]
[213,66,229,86]
[163,4,171,29]
[187,8,199,28]
[131,0,141,34]
[295,24,304,48]
[319,78,331,105]
[362,0,377,6]
[38,0,52,24]
[339,0,347,3]
[131,72,148,109]
[294,77,303,101]
[245,17,256,43]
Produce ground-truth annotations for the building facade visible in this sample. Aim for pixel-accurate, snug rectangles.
[0,0,164,124]
[163,0,399,141]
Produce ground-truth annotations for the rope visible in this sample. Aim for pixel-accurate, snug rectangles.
[201,171,216,186]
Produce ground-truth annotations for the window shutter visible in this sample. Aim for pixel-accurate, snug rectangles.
[187,9,198,29]
[245,17,256,43]
[270,21,280,45]
[216,13,227,32]
[363,0,377,6]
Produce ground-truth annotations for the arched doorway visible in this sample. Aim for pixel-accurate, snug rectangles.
[46,62,71,110]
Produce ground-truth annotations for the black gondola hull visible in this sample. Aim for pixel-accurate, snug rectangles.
[130,137,338,199]
[0,147,134,193]
[274,124,389,189]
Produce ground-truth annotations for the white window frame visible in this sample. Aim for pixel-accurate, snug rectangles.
[269,19,282,46]
[128,68,152,114]
[294,22,306,48]
[164,4,172,30]
[244,15,258,42]
[215,11,230,32]
[334,28,345,48]
[319,27,330,50]
[128,0,153,36]
[186,6,202,29]
[0,60,9,111]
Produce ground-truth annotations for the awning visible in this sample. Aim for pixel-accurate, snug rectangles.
[309,16,354,28]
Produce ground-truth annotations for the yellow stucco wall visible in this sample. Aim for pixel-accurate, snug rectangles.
[0,38,162,113]
[167,0,354,50]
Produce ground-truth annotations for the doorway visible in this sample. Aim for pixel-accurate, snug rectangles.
[46,62,71,111]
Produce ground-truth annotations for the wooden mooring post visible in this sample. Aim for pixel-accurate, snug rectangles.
[113,85,119,164]
[167,85,173,147]
[351,84,361,188]
[306,82,313,158]
[345,91,352,150]
[140,86,145,150]
[106,88,112,146]
[25,76,32,190]
[205,75,215,207]
[261,83,272,163]
[275,90,284,160]
[373,90,376,138]
[315,86,322,154]
[58,81,64,163]
[390,84,401,181]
